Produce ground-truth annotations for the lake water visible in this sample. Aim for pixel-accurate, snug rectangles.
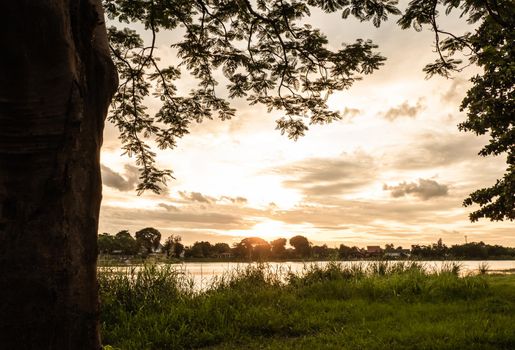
[182,260,515,289]
[101,260,515,291]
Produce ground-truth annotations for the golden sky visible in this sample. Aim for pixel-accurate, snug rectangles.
[98,2,514,247]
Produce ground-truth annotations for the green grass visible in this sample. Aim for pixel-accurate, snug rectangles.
[99,262,515,349]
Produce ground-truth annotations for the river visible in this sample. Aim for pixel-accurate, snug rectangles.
[99,260,515,291]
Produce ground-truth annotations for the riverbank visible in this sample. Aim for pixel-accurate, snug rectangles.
[98,255,515,266]
[100,262,515,349]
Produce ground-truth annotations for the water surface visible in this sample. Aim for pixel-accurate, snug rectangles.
[104,260,515,290]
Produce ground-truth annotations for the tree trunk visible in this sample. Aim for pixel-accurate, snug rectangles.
[0,1,117,348]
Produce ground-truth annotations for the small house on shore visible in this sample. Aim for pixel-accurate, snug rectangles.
[366,246,382,257]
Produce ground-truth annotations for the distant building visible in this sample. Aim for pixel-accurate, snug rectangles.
[366,246,382,257]
[400,249,411,257]
[384,250,401,258]
[384,247,411,259]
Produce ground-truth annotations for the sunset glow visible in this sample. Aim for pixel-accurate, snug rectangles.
[98,1,514,247]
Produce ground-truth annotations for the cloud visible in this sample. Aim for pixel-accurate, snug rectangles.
[383,99,424,121]
[101,205,250,230]
[170,230,245,245]
[299,180,372,196]
[178,191,213,203]
[270,192,461,230]
[278,152,376,197]
[220,196,248,204]
[101,164,139,191]
[384,179,449,200]
[158,203,180,212]
[177,191,248,205]
[441,78,467,104]
[388,132,483,170]
[270,198,456,229]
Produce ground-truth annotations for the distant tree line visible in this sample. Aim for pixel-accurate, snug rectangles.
[98,230,333,260]
[410,239,515,260]
[98,229,515,261]
[98,227,184,257]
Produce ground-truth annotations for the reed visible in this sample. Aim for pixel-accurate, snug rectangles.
[99,262,514,349]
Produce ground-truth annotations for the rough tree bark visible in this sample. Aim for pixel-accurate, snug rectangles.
[0,1,117,348]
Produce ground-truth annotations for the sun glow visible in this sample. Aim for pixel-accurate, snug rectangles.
[246,219,294,240]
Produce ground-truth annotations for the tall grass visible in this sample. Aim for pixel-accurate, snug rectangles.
[96,261,515,349]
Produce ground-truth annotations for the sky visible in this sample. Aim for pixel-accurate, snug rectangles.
[98,2,514,248]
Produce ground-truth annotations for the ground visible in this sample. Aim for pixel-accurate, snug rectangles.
[99,263,515,349]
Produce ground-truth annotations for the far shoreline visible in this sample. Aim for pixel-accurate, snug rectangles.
[97,255,515,266]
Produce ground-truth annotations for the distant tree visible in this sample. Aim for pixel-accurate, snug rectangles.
[270,238,287,258]
[312,244,333,259]
[115,230,131,238]
[290,235,311,258]
[410,239,450,259]
[339,244,352,259]
[411,244,427,258]
[135,227,162,254]
[231,242,247,259]
[253,242,272,260]
[233,237,270,260]
[115,230,139,255]
[173,241,185,258]
[98,233,116,254]
[399,0,515,221]
[339,244,365,259]
[163,236,173,256]
[485,244,515,258]
[450,241,489,259]
[186,241,213,258]
[213,243,232,256]
[163,235,183,257]
[432,238,448,257]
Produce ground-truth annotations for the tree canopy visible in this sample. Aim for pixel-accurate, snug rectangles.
[135,226,162,253]
[289,235,311,257]
[399,0,514,221]
[103,0,400,192]
[103,0,512,221]
[6,1,512,347]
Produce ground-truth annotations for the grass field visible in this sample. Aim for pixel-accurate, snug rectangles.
[99,262,515,349]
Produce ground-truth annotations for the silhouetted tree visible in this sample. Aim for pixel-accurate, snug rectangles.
[115,230,138,255]
[0,0,400,345]
[162,237,172,256]
[233,237,270,260]
[98,233,117,254]
[186,241,213,258]
[400,0,515,221]
[432,238,448,257]
[135,227,162,254]
[312,244,334,259]
[173,241,185,258]
[290,235,311,258]
[213,243,232,256]
[271,238,287,258]
[163,235,183,257]
[253,242,272,260]
[450,241,489,259]
[339,244,352,259]
[97,230,139,255]
[0,2,117,346]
